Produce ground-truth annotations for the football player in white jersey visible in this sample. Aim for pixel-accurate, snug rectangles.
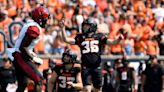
[11,5,49,92]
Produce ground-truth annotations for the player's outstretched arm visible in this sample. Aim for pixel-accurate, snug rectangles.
[106,34,124,45]
[60,19,76,44]
[47,71,58,92]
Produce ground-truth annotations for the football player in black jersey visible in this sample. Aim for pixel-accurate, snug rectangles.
[48,49,83,92]
[116,57,138,92]
[60,18,123,92]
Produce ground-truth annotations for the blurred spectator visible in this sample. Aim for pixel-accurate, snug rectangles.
[12,24,21,42]
[108,14,123,55]
[0,35,4,52]
[140,19,154,41]
[51,31,67,55]
[133,0,146,16]
[34,29,46,54]
[120,28,134,56]
[0,10,13,36]
[152,3,164,24]
[67,28,80,54]
[0,56,17,92]
[43,27,53,54]
[74,5,83,32]
[102,8,113,25]
[141,55,164,92]
[120,14,132,37]
[156,26,164,55]
[54,8,64,24]
[97,15,109,34]
[145,35,159,56]
[134,38,147,56]
[64,3,75,20]
[6,0,17,19]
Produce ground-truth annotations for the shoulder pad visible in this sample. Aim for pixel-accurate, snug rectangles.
[26,26,40,38]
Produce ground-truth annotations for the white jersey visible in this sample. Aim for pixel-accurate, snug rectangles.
[7,20,42,61]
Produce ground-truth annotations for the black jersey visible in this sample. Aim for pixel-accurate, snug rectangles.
[53,64,81,92]
[75,33,107,67]
[0,67,16,85]
[117,67,134,86]
[142,64,164,91]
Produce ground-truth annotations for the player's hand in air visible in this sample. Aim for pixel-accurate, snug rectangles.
[116,34,124,40]
[59,18,65,28]
[119,34,124,40]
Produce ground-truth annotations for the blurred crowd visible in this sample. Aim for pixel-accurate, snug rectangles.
[0,0,164,57]
[0,0,164,92]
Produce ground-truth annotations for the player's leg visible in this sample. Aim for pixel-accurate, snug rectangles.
[13,57,28,92]
[82,67,92,92]
[92,66,103,92]
[26,61,43,92]
[13,52,43,92]
[16,73,28,92]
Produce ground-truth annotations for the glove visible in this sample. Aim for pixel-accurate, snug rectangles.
[32,57,43,65]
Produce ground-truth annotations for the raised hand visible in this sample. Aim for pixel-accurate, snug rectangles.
[118,34,124,40]
[59,18,65,28]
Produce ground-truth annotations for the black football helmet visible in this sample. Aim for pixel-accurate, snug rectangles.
[62,49,77,64]
[82,18,97,34]
[122,57,129,67]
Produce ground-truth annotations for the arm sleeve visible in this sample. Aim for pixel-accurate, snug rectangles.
[101,36,107,44]
[100,34,107,44]
[75,67,81,73]
[75,34,83,45]
[75,35,79,45]
[52,65,62,75]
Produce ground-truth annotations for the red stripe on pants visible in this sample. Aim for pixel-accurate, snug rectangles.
[13,52,41,82]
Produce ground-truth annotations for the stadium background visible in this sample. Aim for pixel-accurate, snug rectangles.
[0,0,164,92]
